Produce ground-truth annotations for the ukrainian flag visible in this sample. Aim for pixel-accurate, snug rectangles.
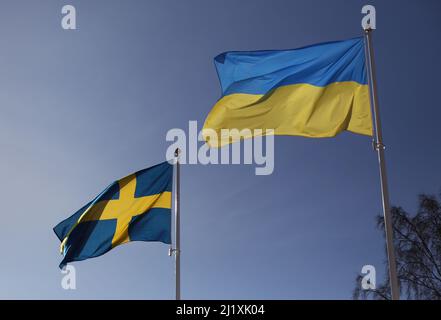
[54,161,173,268]
[203,37,373,147]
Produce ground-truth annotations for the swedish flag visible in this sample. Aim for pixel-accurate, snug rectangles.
[54,161,173,268]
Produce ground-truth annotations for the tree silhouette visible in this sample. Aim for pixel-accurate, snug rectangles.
[353,192,441,300]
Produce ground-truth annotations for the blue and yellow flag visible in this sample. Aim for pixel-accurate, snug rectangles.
[203,37,373,147]
[54,161,173,268]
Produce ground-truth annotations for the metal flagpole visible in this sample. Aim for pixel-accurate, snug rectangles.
[174,148,181,300]
[364,28,400,300]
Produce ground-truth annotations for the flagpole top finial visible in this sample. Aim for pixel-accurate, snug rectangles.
[174,148,180,157]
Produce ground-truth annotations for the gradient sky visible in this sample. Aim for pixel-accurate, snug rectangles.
[0,0,440,299]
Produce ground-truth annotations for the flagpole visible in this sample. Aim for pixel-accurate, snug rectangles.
[364,28,400,300]
[174,148,181,300]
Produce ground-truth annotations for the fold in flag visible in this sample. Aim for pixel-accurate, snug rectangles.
[54,161,173,268]
[203,37,373,147]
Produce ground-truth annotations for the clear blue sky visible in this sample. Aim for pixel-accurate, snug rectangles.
[0,0,440,299]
